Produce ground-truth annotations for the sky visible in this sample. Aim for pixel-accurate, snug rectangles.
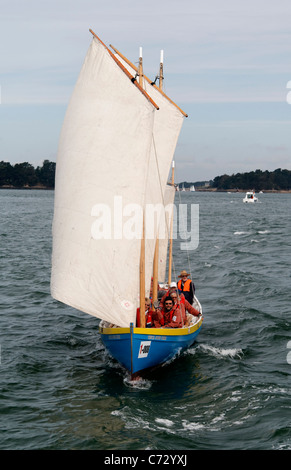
[1,0,291,182]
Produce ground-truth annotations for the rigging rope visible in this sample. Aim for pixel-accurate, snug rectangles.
[176,174,193,282]
[151,133,176,285]
[146,77,193,292]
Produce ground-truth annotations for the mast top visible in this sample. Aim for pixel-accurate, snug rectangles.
[138,47,143,88]
[109,43,188,117]
[89,29,159,110]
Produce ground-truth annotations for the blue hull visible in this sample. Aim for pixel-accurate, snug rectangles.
[99,317,203,375]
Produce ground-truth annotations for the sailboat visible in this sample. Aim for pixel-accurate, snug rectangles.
[51,30,203,378]
[190,185,195,192]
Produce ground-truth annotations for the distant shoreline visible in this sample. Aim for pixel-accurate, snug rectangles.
[1,185,290,194]
[193,188,291,193]
[0,185,54,190]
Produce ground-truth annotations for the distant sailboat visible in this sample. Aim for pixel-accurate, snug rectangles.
[190,185,195,192]
[51,29,203,378]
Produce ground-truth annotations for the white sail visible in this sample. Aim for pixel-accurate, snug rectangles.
[115,55,184,294]
[51,37,156,327]
[51,35,186,328]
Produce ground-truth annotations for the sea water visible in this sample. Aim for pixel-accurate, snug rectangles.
[0,189,290,450]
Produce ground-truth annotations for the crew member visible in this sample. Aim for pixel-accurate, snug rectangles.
[136,298,164,328]
[161,296,184,328]
[177,270,195,305]
[136,298,153,327]
[170,291,200,325]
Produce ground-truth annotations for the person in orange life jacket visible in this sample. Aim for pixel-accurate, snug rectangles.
[177,270,195,305]
[161,297,184,328]
[169,291,200,325]
[136,298,164,328]
[136,298,153,327]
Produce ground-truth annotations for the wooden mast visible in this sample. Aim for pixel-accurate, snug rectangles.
[139,47,146,328]
[168,161,175,285]
[159,50,164,90]
[152,50,164,306]
[109,43,188,117]
[138,47,143,88]
[89,30,159,111]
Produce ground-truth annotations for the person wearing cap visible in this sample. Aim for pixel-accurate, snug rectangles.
[177,270,195,305]
[158,282,179,310]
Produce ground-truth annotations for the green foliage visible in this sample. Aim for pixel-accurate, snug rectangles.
[0,161,14,186]
[212,169,291,191]
[35,160,56,188]
[0,160,55,188]
[1,161,290,191]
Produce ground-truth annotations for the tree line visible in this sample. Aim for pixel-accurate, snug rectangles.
[212,168,291,191]
[0,160,56,188]
[1,161,290,191]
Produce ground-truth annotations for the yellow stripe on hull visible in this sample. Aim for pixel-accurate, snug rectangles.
[99,316,203,336]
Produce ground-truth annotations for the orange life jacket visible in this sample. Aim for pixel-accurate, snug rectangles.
[165,304,176,322]
[177,278,192,292]
[136,308,153,327]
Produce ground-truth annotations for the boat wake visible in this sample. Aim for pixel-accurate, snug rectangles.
[123,373,153,390]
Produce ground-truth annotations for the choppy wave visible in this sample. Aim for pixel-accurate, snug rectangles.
[197,344,244,359]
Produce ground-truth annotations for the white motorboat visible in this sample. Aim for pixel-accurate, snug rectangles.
[243,191,258,203]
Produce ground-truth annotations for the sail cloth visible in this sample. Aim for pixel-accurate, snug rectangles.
[51,36,185,327]
[115,56,184,293]
[51,37,156,327]
[143,77,183,292]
